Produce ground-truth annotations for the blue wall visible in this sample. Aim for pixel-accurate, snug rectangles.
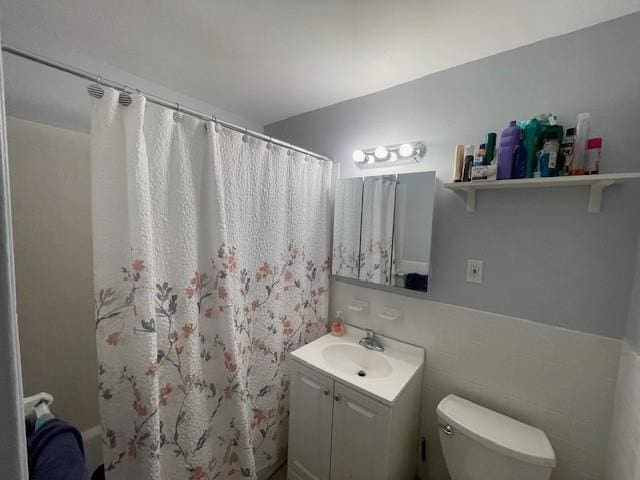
[266,13,640,338]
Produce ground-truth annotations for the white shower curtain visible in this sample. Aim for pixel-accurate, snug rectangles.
[91,89,332,479]
[332,178,362,279]
[359,176,395,285]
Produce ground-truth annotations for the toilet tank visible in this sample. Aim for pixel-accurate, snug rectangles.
[436,395,555,480]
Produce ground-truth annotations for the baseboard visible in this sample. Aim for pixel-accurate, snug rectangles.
[257,458,285,480]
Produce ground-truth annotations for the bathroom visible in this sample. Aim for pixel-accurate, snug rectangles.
[1,2,640,480]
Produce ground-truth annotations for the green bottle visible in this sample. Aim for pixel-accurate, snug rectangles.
[522,117,542,178]
[484,133,496,166]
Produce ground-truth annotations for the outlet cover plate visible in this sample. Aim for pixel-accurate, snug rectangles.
[466,259,483,284]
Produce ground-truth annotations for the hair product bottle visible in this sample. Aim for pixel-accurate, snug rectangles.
[497,121,520,180]
[453,144,465,182]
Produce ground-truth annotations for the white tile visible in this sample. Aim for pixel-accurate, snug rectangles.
[331,281,624,480]
[573,376,616,426]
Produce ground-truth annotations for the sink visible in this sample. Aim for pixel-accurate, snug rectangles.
[321,343,393,379]
[291,326,424,405]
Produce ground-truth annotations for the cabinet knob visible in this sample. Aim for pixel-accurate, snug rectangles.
[334,394,341,401]
[323,388,330,396]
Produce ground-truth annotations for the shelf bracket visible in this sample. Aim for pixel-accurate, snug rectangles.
[588,180,614,213]
[461,188,476,213]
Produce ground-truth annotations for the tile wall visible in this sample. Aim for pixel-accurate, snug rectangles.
[331,280,621,480]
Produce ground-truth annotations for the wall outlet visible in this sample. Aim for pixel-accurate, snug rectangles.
[466,259,483,284]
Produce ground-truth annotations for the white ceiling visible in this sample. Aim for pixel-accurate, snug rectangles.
[2,0,640,127]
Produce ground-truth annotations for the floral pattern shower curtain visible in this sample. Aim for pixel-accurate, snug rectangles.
[331,177,362,279]
[359,176,396,285]
[91,89,333,479]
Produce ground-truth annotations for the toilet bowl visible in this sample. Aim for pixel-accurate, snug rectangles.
[436,395,556,480]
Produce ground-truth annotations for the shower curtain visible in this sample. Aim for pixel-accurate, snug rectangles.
[331,177,362,279]
[91,89,333,479]
[359,176,396,285]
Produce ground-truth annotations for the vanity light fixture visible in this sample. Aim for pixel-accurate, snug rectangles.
[352,149,366,163]
[374,145,389,160]
[353,141,426,168]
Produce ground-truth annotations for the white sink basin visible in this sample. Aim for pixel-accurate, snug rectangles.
[321,343,393,379]
[291,326,424,405]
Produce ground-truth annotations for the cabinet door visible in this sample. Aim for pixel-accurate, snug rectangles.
[330,382,391,480]
[288,362,334,480]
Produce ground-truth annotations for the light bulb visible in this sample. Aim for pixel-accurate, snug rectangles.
[388,152,398,162]
[398,143,414,158]
[352,149,366,163]
[366,154,375,164]
[374,146,388,160]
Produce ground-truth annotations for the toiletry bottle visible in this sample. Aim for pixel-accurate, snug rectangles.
[331,310,345,336]
[571,113,591,175]
[484,133,497,166]
[513,140,527,179]
[559,127,575,176]
[538,132,560,177]
[462,144,475,182]
[471,147,488,181]
[522,117,540,178]
[478,144,486,163]
[453,145,464,182]
[497,121,520,180]
[585,137,602,174]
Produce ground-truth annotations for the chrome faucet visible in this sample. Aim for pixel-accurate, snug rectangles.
[359,329,385,352]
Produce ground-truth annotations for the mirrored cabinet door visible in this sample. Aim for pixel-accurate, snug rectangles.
[391,171,436,292]
[332,177,363,279]
[358,176,396,285]
[331,171,436,296]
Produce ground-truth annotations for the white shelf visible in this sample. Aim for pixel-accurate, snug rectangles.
[444,172,640,213]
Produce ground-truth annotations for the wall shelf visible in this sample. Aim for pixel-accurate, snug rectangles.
[444,172,640,213]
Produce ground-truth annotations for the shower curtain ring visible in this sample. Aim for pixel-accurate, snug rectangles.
[87,76,105,99]
[242,127,249,143]
[173,103,184,123]
[118,85,132,106]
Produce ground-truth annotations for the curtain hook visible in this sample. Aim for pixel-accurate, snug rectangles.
[266,137,273,150]
[242,127,249,143]
[213,116,221,133]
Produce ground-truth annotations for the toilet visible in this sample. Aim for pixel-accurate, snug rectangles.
[436,395,556,480]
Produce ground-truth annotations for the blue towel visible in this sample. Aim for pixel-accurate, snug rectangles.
[27,418,89,480]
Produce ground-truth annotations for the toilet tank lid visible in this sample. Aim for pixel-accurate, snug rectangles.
[436,395,556,468]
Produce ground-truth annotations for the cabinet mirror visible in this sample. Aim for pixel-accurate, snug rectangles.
[332,171,436,295]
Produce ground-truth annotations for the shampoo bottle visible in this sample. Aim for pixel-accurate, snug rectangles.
[497,121,520,180]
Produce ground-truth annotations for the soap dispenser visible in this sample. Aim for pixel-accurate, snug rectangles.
[331,310,345,336]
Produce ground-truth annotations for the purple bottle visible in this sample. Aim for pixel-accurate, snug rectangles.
[497,120,521,180]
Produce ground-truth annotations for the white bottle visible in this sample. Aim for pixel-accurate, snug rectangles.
[571,113,591,175]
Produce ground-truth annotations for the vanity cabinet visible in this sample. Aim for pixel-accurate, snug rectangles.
[288,360,421,480]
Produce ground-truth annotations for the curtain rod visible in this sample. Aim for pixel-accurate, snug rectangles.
[1,43,331,161]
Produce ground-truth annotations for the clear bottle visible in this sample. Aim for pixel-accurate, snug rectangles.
[571,113,591,175]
